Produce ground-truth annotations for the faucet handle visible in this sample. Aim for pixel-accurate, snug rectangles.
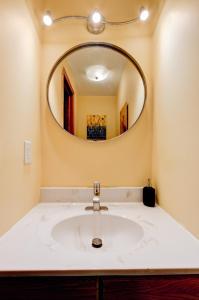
[94,181,100,196]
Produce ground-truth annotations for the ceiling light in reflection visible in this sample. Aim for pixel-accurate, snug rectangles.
[86,65,109,82]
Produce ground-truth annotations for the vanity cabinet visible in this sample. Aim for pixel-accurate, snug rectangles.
[0,276,97,300]
[102,275,199,300]
[0,275,199,300]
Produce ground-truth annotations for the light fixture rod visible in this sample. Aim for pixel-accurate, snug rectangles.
[53,15,87,23]
[105,16,139,25]
[53,15,140,25]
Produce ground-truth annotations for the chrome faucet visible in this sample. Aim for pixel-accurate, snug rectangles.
[93,181,100,197]
[85,181,108,211]
[93,181,100,211]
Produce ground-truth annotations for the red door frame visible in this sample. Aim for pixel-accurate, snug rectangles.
[63,69,74,134]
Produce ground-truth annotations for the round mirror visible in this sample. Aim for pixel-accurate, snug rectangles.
[47,43,146,141]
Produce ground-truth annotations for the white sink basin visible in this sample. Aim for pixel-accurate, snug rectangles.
[51,214,144,253]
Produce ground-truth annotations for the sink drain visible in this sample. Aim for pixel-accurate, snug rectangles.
[92,238,103,248]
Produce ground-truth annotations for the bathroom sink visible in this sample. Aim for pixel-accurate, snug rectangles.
[51,214,144,253]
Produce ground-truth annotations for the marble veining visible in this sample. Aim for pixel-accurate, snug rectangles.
[40,187,143,203]
[0,202,199,273]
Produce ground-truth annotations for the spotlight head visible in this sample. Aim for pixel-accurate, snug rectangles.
[87,10,105,34]
[43,11,53,26]
[92,11,102,24]
[139,7,149,22]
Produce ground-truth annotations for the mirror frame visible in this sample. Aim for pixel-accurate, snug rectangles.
[47,42,147,141]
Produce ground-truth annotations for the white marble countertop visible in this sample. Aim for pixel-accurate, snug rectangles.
[0,202,199,275]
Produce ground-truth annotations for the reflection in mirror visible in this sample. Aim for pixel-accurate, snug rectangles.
[48,44,146,141]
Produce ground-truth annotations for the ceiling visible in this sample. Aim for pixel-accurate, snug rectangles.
[64,46,133,96]
[27,0,165,39]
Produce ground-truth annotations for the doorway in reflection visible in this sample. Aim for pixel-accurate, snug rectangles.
[63,71,74,134]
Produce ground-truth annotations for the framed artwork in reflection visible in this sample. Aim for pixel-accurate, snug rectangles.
[87,115,106,140]
[120,102,128,134]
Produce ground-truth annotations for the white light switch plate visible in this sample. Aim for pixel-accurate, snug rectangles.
[24,140,32,165]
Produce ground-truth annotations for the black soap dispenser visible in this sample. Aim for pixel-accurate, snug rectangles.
[143,179,155,207]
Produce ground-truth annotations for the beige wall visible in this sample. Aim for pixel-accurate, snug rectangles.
[0,0,41,235]
[76,96,117,140]
[152,0,199,238]
[42,34,152,187]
